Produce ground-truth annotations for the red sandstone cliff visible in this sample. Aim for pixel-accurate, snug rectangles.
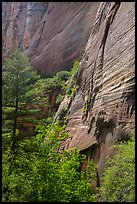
[2,1,135,186]
[2,2,99,75]
[55,2,135,181]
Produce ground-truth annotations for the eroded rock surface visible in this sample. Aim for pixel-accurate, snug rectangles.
[2,2,99,75]
[59,2,135,180]
[2,2,28,60]
[3,1,135,187]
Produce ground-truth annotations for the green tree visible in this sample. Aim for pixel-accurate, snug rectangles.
[2,49,40,173]
[2,123,96,202]
[96,138,135,202]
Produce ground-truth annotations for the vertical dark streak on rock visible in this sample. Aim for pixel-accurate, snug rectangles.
[16,3,24,50]
[82,2,121,122]
[47,6,54,15]
[35,20,46,49]
[92,3,122,187]
[81,3,121,188]
[100,2,121,52]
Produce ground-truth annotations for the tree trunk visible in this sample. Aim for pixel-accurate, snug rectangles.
[11,94,18,153]
[8,94,18,176]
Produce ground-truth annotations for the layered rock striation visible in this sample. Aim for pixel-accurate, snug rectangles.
[2,2,28,59]
[57,2,135,180]
[2,2,100,75]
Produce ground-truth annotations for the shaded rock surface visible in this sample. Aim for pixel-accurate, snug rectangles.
[58,2,135,179]
[2,2,28,60]
[2,2,100,75]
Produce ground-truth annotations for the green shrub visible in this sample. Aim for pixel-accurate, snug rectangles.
[96,138,135,202]
[66,60,80,96]
[44,70,70,91]
[2,123,96,202]
[55,94,64,105]
[55,70,71,81]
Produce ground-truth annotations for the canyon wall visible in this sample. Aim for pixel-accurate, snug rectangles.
[2,2,100,75]
[2,1,135,186]
[56,2,135,180]
[2,2,27,58]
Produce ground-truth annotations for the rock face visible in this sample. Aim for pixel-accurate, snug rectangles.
[2,2,48,60]
[58,2,135,182]
[3,1,135,187]
[22,2,48,50]
[2,2,28,59]
[2,2,100,75]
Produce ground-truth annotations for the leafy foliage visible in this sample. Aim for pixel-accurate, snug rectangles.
[2,50,134,203]
[44,70,70,91]
[55,94,64,105]
[2,49,41,135]
[2,123,96,202]
[96,138,135,202]
[66,60,80,96]
[2,49,40,106]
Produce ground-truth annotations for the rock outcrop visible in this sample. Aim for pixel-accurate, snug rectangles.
[57,2,135,182]
[2,2,28,59]
[2,2,100,75]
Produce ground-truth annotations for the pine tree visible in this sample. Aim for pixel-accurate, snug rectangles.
[2,49,40,173]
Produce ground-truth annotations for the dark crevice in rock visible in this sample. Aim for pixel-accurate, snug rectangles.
[87,116,95,134]
[130,105,135,117]
[99,2,121,51]
[35,20,46,48]
[82,2,121,123]
[26,2,49,50]
[47,6,54,15]
[91,2,111,36]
